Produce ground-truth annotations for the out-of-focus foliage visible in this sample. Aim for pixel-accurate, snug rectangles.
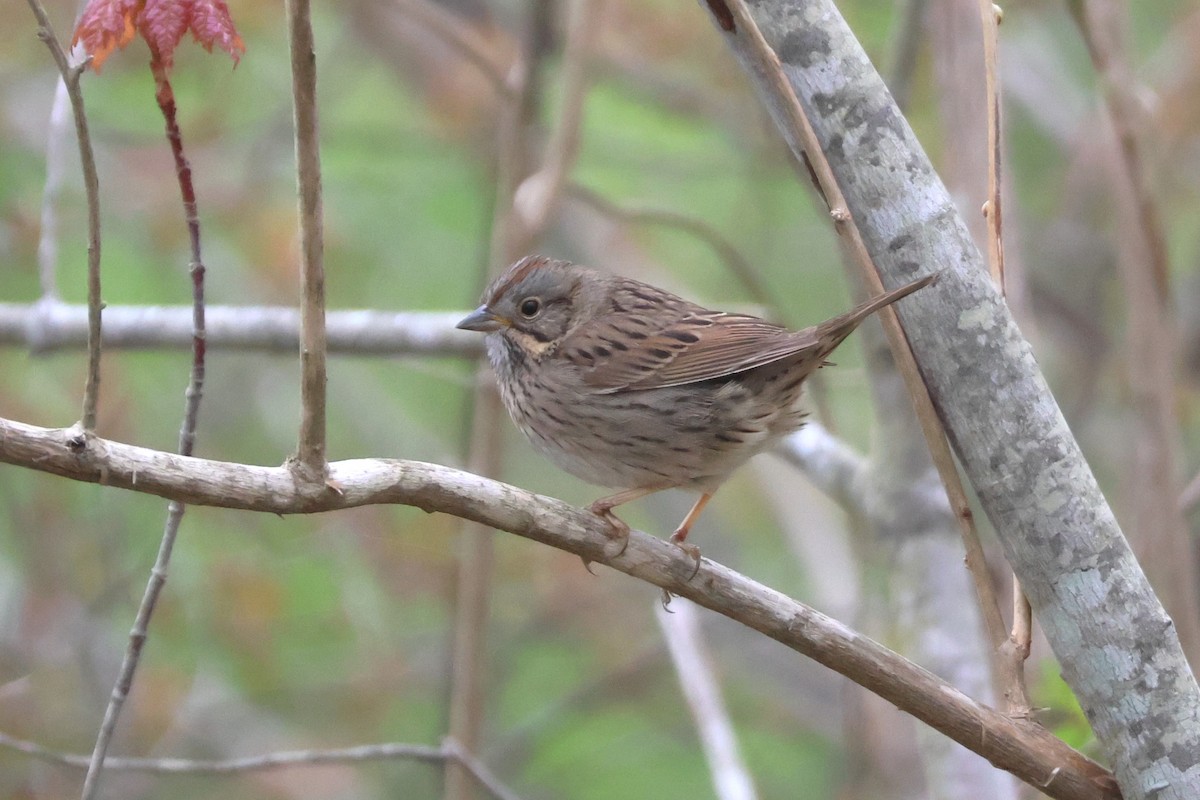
[0,0,1198,798]
[74,0,245,71]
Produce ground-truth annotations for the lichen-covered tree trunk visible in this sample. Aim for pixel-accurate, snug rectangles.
[710,1,1200,797]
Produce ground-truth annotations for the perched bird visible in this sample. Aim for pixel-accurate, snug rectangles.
[457,255,935,574]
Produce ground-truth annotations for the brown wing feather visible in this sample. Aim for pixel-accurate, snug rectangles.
[611,315,819,390]
[565,273,936,394]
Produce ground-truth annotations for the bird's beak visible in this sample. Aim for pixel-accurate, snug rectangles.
[456,305,506,332]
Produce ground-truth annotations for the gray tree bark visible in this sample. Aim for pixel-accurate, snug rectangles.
[706,1,1200,797]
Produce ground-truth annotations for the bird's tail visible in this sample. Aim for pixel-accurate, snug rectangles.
[815,271,939,357]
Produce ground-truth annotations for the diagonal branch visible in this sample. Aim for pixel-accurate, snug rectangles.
[79,49,216,800]
[657,600,758,800]
[0,416,1117,800]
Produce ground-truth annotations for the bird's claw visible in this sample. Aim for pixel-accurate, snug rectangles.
[659,532,702,607]
[669,535,702,581]
[583,501,631,572]
[660,588,676,610]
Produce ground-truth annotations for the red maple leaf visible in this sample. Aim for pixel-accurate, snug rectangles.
[74,0,245,72]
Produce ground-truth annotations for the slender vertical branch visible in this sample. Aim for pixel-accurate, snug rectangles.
[977,1,1004,289]
[656,601,758,800]
[79,53,211,800]
[25,0,103,430]
[976,0,1031,715]
[286,0,328,478]
[443,16,541,800]
[446,4,599,798]
[443,388,505,800]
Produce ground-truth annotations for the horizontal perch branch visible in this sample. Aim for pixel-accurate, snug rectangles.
[0,415,1116,800]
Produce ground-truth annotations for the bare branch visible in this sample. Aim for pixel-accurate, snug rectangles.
[0,731,523,800]
[442,737,527,800]
[657,600,758,800]
[4,732,442,773]
[0,416,1118,800]
[79,55,217,800]
[24,0,103,431]
[0,301,479,356]
[442,0,555,791]
[977,0,1004,289]
[773,423,868,515]
[286,0,328,479]
[975,0,1031,717]
[445,384,504,800]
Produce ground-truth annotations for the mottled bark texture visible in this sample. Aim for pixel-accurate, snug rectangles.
[718,1,1200,797]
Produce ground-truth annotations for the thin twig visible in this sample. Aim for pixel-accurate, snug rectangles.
[710,0,1012,676]
[0,416,1121,800]
[977,0,1004,289]
[444,383,504,800]
[976,0,1031,716]
[25,0,103,430]
[448,5,600,798]
[443,3,545,795]
[443,738,527,800]
[1067,1,1169,302]
[286,0,329,480]
[656,600,759,800]
[0,731,524,800]
[79,53,213,800]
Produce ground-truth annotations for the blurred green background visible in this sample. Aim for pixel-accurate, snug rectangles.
[1,0,1198,798]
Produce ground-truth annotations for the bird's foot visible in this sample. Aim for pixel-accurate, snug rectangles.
[580,500,631,573]
[669,529,702,581]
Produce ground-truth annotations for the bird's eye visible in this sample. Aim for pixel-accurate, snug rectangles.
[519,297,542,318]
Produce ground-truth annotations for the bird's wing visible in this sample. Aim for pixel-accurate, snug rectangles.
[560,272,937,393]
[563,306,821,393]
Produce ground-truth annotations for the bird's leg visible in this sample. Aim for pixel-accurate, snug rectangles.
[583,486,662,569]
[660,492,714,607]
[670,492,712,580]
